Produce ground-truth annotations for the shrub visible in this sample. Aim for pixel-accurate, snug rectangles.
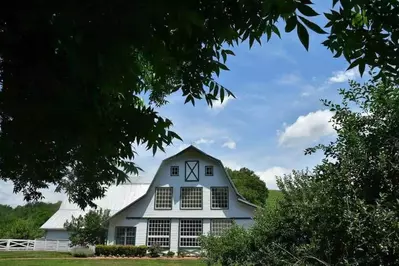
[71,246,95,257]
[95,245,147,257]
[200,225,252,266]
[165,251,175,258]
[148,243,161,257]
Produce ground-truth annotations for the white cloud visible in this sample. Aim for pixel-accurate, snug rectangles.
[328,68,360,83]
[194,138,214,145]
[256,167,291,190]
[212,95,234,110]
[278,110,336,147]
[222,140,236,149]
[276,73,301,85]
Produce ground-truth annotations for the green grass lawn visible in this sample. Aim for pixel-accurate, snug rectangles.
[0,251,72,259]
[0,259,204,266]
[266,189,283,209]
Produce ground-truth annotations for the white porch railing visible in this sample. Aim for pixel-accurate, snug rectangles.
[0,239,71,252]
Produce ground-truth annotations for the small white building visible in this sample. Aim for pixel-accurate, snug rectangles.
[41,145,257,252]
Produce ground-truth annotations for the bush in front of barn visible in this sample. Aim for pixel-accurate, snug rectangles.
[95,245,147,257]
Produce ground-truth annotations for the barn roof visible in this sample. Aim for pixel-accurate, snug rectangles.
[40,181,150,230]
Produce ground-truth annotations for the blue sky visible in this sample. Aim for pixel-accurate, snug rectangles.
[0,1,368,205]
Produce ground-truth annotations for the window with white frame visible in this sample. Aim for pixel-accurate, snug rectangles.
[211,187,229,209]
[154,187,173,210]
[147,219,171,247]
[170,166,179,176]
[211,219,233,236]
[179,219,203,247]
[180,187,202,209]
[205,165,214,176]
[115,227,136,245]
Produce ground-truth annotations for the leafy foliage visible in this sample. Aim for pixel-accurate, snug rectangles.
[1,0,398,209]
[200,224,253,266]
[202,77,399,265]
[0,202,60,239]
[64,209,110,247]
[95,245,147,257]
[226,167,269,206]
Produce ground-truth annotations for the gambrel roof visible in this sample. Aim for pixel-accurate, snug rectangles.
[108,145,257,220]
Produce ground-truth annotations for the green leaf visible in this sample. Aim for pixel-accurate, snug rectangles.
[249,35,255,48]
[285,16,297,33]
[220,88,225,103]
[347,57,363,71]
[224,50,235,56]
[266,26,272,41]
[272,25,281,39]
[297,22,310,51]
[298,4,319,17]
[299,16,327,34]
[358,60,366,77]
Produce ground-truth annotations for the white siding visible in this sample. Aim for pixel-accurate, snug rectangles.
[235,219,254,229]
[170,219,179,252]
[107,218,147,246]
[45,230,70,240]
[116,152,255,219]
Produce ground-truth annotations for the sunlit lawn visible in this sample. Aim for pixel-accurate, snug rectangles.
[0,259,204,266]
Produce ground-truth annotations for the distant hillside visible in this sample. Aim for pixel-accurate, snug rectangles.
[266,190,283,209]
[0,201,61,239]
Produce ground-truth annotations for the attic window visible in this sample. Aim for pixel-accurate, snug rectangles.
[181,187,203,209]
[170,166,179,176]
[155,187,173,210]
[211,187,229,209]
[205,166,214,176]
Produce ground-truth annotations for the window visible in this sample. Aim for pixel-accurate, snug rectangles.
[181,187,202,209]
[154,187,173,210]
[115,227,136,245]
[170,166,179,176]
[211,187,229,209]
[147,219,171,247]
[205,166,214,176]
[211,219,233,236]
[179,219,203,247]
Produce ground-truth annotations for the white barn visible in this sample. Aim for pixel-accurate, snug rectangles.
[41,145,257,252]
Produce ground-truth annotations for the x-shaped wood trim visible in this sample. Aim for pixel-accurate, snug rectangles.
[185,160,199,181]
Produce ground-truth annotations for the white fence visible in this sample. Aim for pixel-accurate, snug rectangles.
[0,239,71,252]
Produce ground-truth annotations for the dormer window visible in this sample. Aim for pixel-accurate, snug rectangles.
[170,166,179,176]
[205,166,214,176]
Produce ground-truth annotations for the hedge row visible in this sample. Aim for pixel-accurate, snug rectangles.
[95,245,147,257]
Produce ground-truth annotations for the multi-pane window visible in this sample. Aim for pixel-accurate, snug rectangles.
[154,187,173,210]
[211,219,233,236]
[179,219,203,247]
[211,187,229,209]
[205,166,214,176]
[170,166,179,176]
[181,187,202,209]
[115,227,136,245]
[147,219,171,247]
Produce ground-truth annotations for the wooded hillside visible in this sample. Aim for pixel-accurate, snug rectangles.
[0,202,61,239]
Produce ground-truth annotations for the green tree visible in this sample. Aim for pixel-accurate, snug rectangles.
[1,1,398,208]
[0,202,60,239]
[64,209,110,247]
[202,76,399,265]
[226,167,269,206]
